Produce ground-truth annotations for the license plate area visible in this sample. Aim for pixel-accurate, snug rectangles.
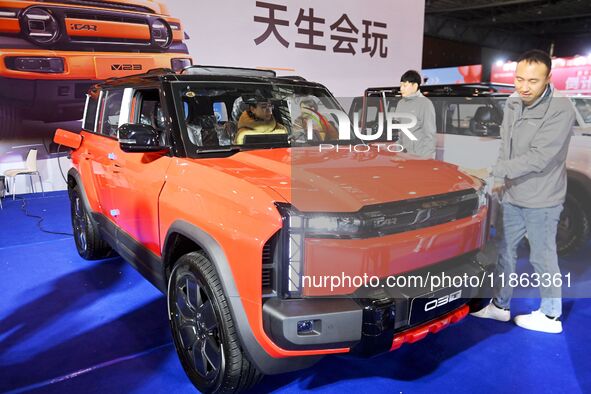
[408,287,467,326]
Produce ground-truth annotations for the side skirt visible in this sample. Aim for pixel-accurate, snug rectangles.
[93,213,166,292]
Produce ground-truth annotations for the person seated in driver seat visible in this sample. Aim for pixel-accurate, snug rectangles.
[234,96,287,144]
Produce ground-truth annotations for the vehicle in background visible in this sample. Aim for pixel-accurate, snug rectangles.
[0,0,192,136]
[353,83,591,255]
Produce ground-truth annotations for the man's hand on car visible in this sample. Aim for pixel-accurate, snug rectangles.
[460,167,490,180]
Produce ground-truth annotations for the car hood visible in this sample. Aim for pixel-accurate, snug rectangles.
[189,147,480,212]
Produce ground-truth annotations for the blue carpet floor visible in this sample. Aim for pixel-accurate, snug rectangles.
[1,192,590,394]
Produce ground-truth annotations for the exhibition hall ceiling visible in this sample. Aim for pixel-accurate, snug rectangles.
[425,0,591,54]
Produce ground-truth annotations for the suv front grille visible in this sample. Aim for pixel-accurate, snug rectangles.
[19,5,174,52]
[363,189,479,235]
[311,189,480,239]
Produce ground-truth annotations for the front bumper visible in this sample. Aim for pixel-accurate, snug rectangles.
[262,252,489,356]
[0,48,191,80]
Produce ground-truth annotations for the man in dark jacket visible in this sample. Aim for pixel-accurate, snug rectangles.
[470,50,575,334]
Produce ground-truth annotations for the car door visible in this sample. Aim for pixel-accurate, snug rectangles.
[80,88,126,221]
[107,88,172,256]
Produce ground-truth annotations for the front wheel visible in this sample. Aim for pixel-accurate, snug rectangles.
[167,252,262,393]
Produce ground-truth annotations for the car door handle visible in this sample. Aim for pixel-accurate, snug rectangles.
[111,163,122,173]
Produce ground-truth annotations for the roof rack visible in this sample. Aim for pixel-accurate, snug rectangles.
[144,67,175,75]
[180,65,276,77]
[275,75,307,82]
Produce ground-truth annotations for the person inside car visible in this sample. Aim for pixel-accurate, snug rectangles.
[234,95,288,144]
[293,96,339,141]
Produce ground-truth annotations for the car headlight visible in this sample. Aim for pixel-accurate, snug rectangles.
[5,56,64,73]
[474,182,492,245]
[22,7,60,45]
[275,203,365,298]
[171,58,192,72]
[151,19,172,48]
[476,181,489,211]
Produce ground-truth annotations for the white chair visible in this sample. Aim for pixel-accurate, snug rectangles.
[3,149,44,200]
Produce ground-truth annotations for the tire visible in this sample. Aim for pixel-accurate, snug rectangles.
[557,192,590,255]
[70,185,113,259]
[168,252,263,394]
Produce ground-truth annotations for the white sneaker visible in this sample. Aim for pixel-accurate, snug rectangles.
[514,310,562,334]
[470,302,510,322]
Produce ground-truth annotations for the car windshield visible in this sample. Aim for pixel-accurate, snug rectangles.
[572,97,591,124]
[172,81,353,153]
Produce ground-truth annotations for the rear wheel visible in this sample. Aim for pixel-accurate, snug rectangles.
[557,192,590,255]
[70,186,112,259]
[168,251,263,393]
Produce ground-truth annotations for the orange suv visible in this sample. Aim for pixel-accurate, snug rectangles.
[0,0,191,135]
[55,67,492,393]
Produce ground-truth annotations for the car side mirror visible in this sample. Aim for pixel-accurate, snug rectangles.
[118,123,169,153]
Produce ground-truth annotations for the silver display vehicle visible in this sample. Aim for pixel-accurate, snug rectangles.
[351,84,591,255]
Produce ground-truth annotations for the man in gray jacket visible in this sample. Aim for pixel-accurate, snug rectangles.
[470,50,575,334]
[395,70,436,158]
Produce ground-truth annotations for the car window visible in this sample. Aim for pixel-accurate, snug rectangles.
[136,90,163,129]
[444,99,501,137]
[173,82,347,151]
[83,91,100,132]
[99,90,124,138]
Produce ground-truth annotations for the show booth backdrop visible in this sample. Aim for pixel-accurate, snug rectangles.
[0,0,425,194]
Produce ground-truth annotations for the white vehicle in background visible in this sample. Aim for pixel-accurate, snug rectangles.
[571,96,591,135]
[352,84,591,255]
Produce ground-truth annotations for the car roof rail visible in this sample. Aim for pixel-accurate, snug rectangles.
[145,67,175,75]
[275,76,307,82]
[180,65,276,77]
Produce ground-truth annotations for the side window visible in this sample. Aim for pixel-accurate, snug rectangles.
[128,89,166,145]
[83,92,99,132]
[98,89,124,138]
[135,90,163,130]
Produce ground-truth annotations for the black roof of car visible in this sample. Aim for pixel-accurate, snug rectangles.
[94,66,326,91]
[365,83,514,97]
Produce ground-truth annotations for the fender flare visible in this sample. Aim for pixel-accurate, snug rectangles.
[67,168,93,214]
[162,220,321,375]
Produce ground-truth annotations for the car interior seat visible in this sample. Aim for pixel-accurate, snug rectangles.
[185,96,219,146]
[470,106,500,136]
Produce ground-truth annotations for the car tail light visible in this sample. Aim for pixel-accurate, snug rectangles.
[5,56,64,73]
[151,19,172,48]
[171,58,192,72]
[22,8,60,44]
